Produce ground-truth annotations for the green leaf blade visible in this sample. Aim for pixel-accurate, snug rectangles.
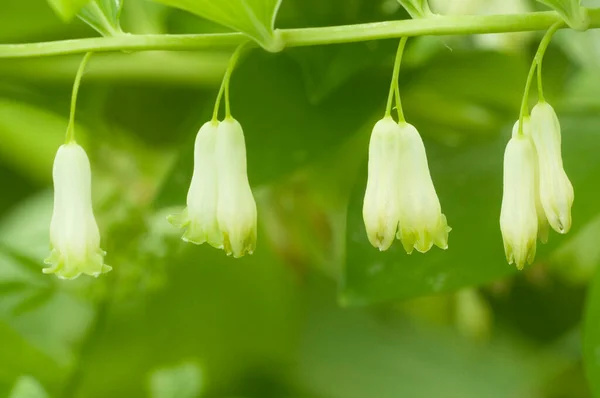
[583,246,600,395]
[536,0,589,31]
[151,0,283,51]
[78,0,124,36]
[45,0,91,21]
[8,376,49,398]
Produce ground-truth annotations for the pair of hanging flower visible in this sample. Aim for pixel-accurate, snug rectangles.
[363,38,450,255]
[363,116,451,254]
[501,101,573,269]
[167,45,257,258]
[167,119,257,258]
[500,22,574,269]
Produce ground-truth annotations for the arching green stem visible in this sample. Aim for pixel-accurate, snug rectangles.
[212,42,248,121]
[518,21,563,136]
[66,52,93,143]
[3,9,600,58]
[385,36,408,122]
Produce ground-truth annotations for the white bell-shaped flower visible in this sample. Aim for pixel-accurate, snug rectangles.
[216,118,257,258]
[168,122,223,248]
[530,101,574,234]
[45,142,110,279]
[396,122,450,254]
[362,117,402,251]
[500,126,538,269]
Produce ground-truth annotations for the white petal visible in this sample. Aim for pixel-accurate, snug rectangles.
[169,121,222,247]
[500,132,538,269]
[362,117,402,251]
[516,118,549,243]
[216,118,257,258]
[531,102,574,234]
[396,122,450,254]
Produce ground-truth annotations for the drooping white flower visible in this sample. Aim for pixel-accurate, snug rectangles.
[500,128,538,269]
[216,118,257,258]
[45,142,110,279]
[362,117,402,251]
[168,121,223,248]
[396,122,450,254]
[530,101,574,234]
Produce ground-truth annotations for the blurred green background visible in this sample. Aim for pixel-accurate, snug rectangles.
[2,0,600,396]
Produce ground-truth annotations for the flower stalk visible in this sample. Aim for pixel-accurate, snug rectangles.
[66,52,93,142]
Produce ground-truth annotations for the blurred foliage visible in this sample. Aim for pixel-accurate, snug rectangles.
[1,0,600,397]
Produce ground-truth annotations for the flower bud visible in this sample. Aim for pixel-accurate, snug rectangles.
[500,130,538,269]
[396,122,450,254]
[530,102,574,234]
[45,142,110,279]
[216,118,257,257]
[362,117,402,251]
[168,122,223,248]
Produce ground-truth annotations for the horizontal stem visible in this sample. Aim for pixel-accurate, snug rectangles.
[0,33,247,58]
[2,8,600,58]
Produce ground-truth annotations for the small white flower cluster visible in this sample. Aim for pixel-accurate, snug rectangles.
[363,117,450,253]
[168,118,257,258]
[500,102,573,269]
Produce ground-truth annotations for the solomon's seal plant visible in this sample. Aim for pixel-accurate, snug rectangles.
[0,0,591,274]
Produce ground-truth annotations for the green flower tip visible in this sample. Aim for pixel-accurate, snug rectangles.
[44,248,111,280]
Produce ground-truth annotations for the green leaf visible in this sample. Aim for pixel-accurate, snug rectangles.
[342,115,600,305]
[537,0,589,31]
[288,41,395,104]
[0,192,95,368]
[78,0,124,36]
[0,99,70,184]
[0,282,31,296]
[300,280,570,398]
[584,256,600,395]
[8,376,49,398]
[0,242,48,277]
[45,0,91,21]
[0,0,71,42]
[0,323,59,394]
[11,290,54,317]
[549,214,600,284]
[73,244,300,397]
[151,0,283,51]
[397,0,433,18]
[148,362,203,398]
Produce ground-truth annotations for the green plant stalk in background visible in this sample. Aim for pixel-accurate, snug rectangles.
[3,8,600,58]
